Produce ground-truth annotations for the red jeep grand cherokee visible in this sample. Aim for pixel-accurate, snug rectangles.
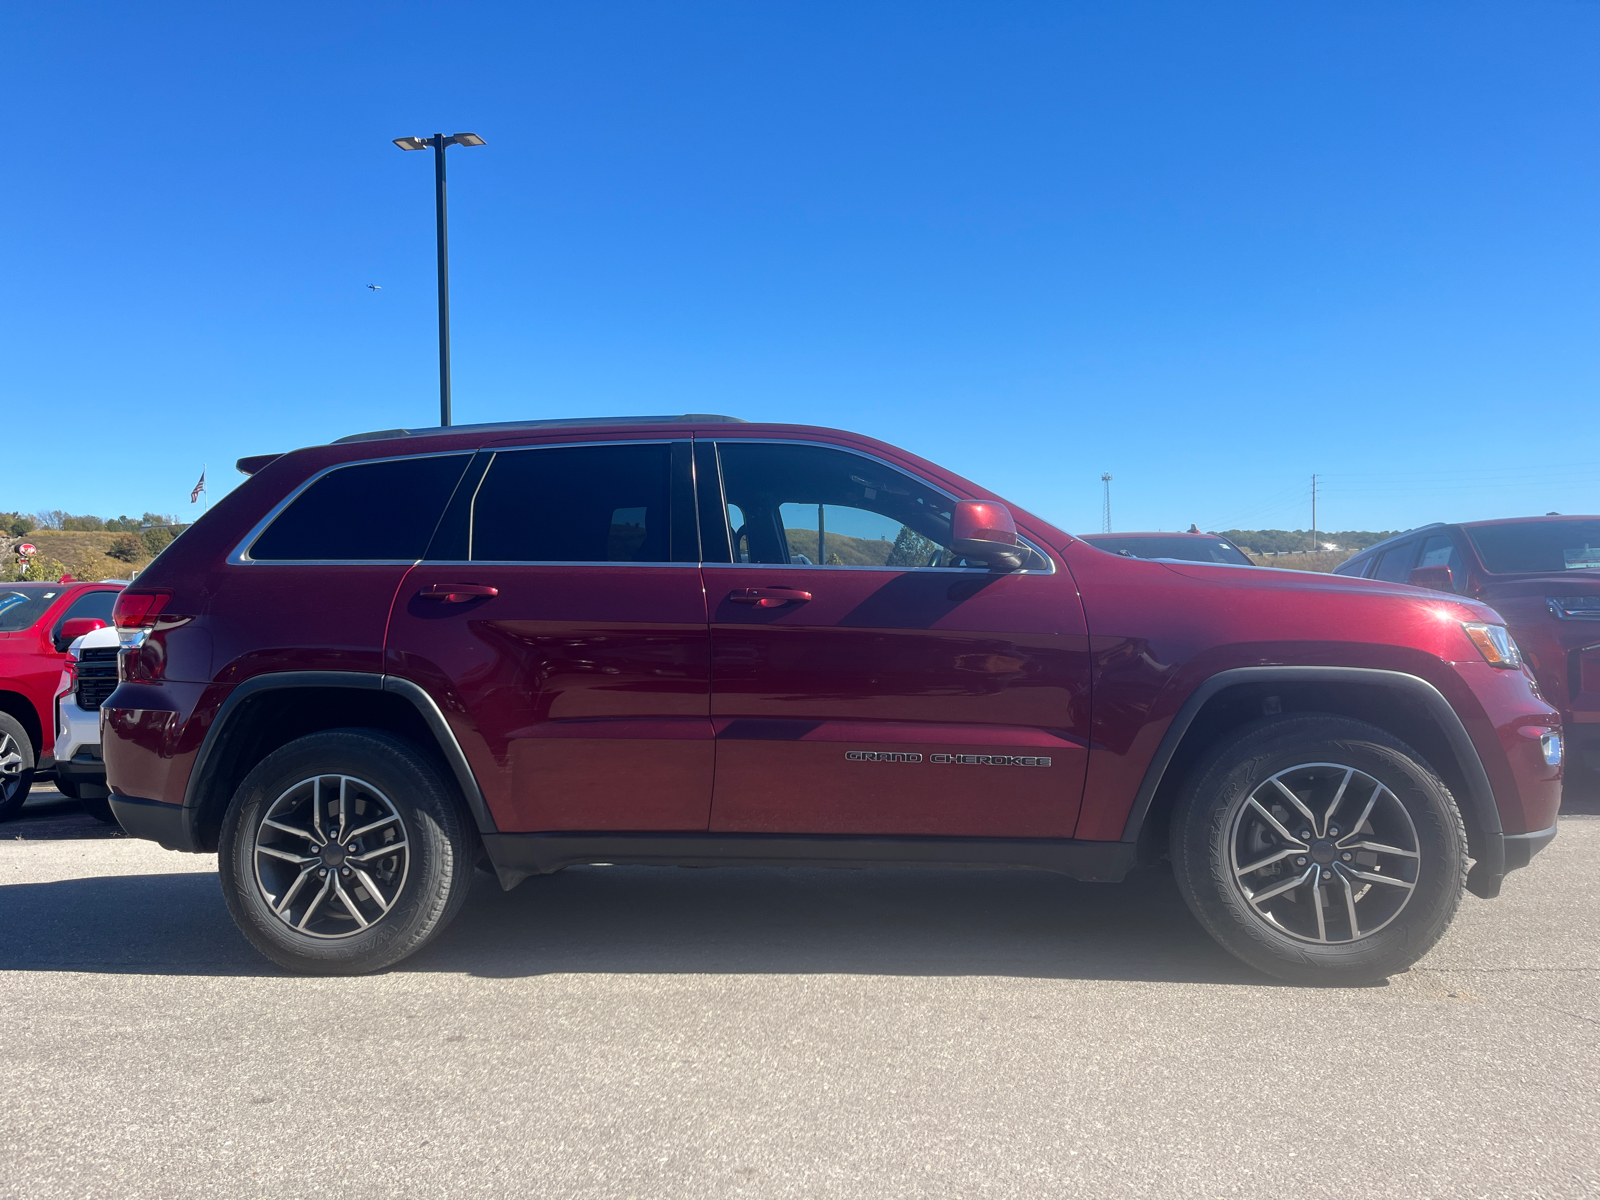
[103,416,1562,982]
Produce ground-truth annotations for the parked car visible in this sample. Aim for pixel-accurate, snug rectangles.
[1334,518,1599,780]
[0,578,123,819]
[1078,531,1255,566]
[104,416,1561,982]
[53,622,122,822]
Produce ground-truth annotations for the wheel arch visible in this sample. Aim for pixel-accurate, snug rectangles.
[181,671,495,852]
[0,688,44,758]
[1121,666,1506,898]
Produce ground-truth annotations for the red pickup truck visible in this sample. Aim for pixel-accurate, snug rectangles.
[0,579,123,817]
[102,416,1562,983]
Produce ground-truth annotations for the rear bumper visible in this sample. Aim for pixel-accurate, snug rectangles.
[108,795,198,851]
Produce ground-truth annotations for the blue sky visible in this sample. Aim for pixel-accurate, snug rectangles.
[3,2,1597,536]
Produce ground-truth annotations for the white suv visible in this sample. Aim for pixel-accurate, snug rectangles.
[53,622,121,823]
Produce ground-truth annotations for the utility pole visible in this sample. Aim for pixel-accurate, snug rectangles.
[393,132,487,427]
[1310,473,1318,553]
[1101,473,1113,533]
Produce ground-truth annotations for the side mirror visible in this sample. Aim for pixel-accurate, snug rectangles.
[1408,565,1455,592]
[55,617,108,652]
[951,501,1025,570]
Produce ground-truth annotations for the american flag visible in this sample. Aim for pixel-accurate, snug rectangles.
[190,470,206,504]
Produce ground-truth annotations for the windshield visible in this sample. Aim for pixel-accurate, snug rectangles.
[0,585,64,632]
[1085,536,1254,566]
[1465,520,1600,574]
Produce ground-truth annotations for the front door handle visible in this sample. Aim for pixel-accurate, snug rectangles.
[729,587,812,608]
[420,584,499,603]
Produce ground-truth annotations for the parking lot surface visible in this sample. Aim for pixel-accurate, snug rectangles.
[3,784,1598,1200]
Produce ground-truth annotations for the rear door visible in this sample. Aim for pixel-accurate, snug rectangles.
[701,438,1091,838]
[385,439,713,833]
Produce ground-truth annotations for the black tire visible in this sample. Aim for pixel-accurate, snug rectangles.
[81,795,118,824]
[1170,714,1468,985]
[218,729,475,975]
[0,712,36,821]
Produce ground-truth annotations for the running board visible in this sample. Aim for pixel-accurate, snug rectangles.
[479,832,1137,891]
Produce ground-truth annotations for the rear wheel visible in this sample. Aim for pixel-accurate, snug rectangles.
[1171,714,1468,985]
[218,729,474,975]
[0,714,35,821]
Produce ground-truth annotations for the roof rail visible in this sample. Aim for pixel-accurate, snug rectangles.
[332,414,746,445]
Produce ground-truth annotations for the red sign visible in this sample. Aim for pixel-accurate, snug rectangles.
[17,544,37,557]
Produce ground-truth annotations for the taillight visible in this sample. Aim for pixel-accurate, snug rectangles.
[113,589,172,630]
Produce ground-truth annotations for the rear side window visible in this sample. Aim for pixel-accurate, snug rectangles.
[1372,543,1416,583]
[249,454,472,562]
[469,443,677,562]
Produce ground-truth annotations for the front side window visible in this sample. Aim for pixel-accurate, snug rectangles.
[250,454,472,562]
[1372,543,1416,583]
[1416,535,1466,590]
[713,441,1046,569]
[470,442,677,562]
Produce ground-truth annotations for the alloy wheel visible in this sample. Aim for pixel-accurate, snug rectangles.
[1229,762,1421,944]
[0,732,24,801]
[252,774,410,939]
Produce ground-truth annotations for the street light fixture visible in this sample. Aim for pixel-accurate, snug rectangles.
[393,131,487,426]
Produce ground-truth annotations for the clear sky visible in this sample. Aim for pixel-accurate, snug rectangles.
[3,2,1597,537]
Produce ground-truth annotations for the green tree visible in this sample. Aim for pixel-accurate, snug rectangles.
[885,525,940,568]
[0,512,31,537]
[60,514,105,532]
[108,534,144,563]
[140,526,174,558]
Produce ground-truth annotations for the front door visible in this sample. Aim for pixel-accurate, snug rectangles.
[702,439,1091,838]
[385,439,713,832]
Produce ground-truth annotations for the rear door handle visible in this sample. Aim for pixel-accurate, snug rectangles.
[420,584,499,603]
[729,587,812,608]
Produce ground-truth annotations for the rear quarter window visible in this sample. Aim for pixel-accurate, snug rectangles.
[248,454,472,562]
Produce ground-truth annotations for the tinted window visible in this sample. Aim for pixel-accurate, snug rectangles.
[1416,535,1466,591]
[471,443,677,562]
[1372,543,1416,582]
[251,455,471,561]
[717,442,1029,569]
[1331,556,1367,577]
[57,590,118,628]
[1083,536,1253,566]
[0,585,63,632]
[1465,519,1600,574]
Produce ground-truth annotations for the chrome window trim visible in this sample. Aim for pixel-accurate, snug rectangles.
[708,437,1057,575]
[227,450,476,566]
[415,560,702,569]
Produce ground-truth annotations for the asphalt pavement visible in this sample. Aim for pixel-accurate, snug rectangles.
[2,782,1597,1199]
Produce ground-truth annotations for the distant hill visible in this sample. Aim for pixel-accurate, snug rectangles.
[1216,528,1400,555]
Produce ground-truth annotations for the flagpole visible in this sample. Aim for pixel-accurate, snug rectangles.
[203,464,208,516]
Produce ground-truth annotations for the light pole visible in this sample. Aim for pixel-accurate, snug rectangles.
[393,132,487,427]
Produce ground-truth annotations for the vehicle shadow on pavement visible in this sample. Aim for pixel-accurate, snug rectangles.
[0,864,1261,985]
[407,864,1262,984]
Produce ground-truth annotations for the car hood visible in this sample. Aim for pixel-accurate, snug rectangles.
[1158,560,1504,623]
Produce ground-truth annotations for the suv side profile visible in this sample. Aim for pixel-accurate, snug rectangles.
[104,417,1562,982]
[1334,517,1599,782]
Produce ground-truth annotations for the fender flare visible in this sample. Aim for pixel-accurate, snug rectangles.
[180,670,496,846]
[1119,666,1505,895]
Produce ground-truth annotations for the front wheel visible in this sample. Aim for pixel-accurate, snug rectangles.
[218,729,475,975]
[0,713,35,821]
[1171,714,1468,985]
